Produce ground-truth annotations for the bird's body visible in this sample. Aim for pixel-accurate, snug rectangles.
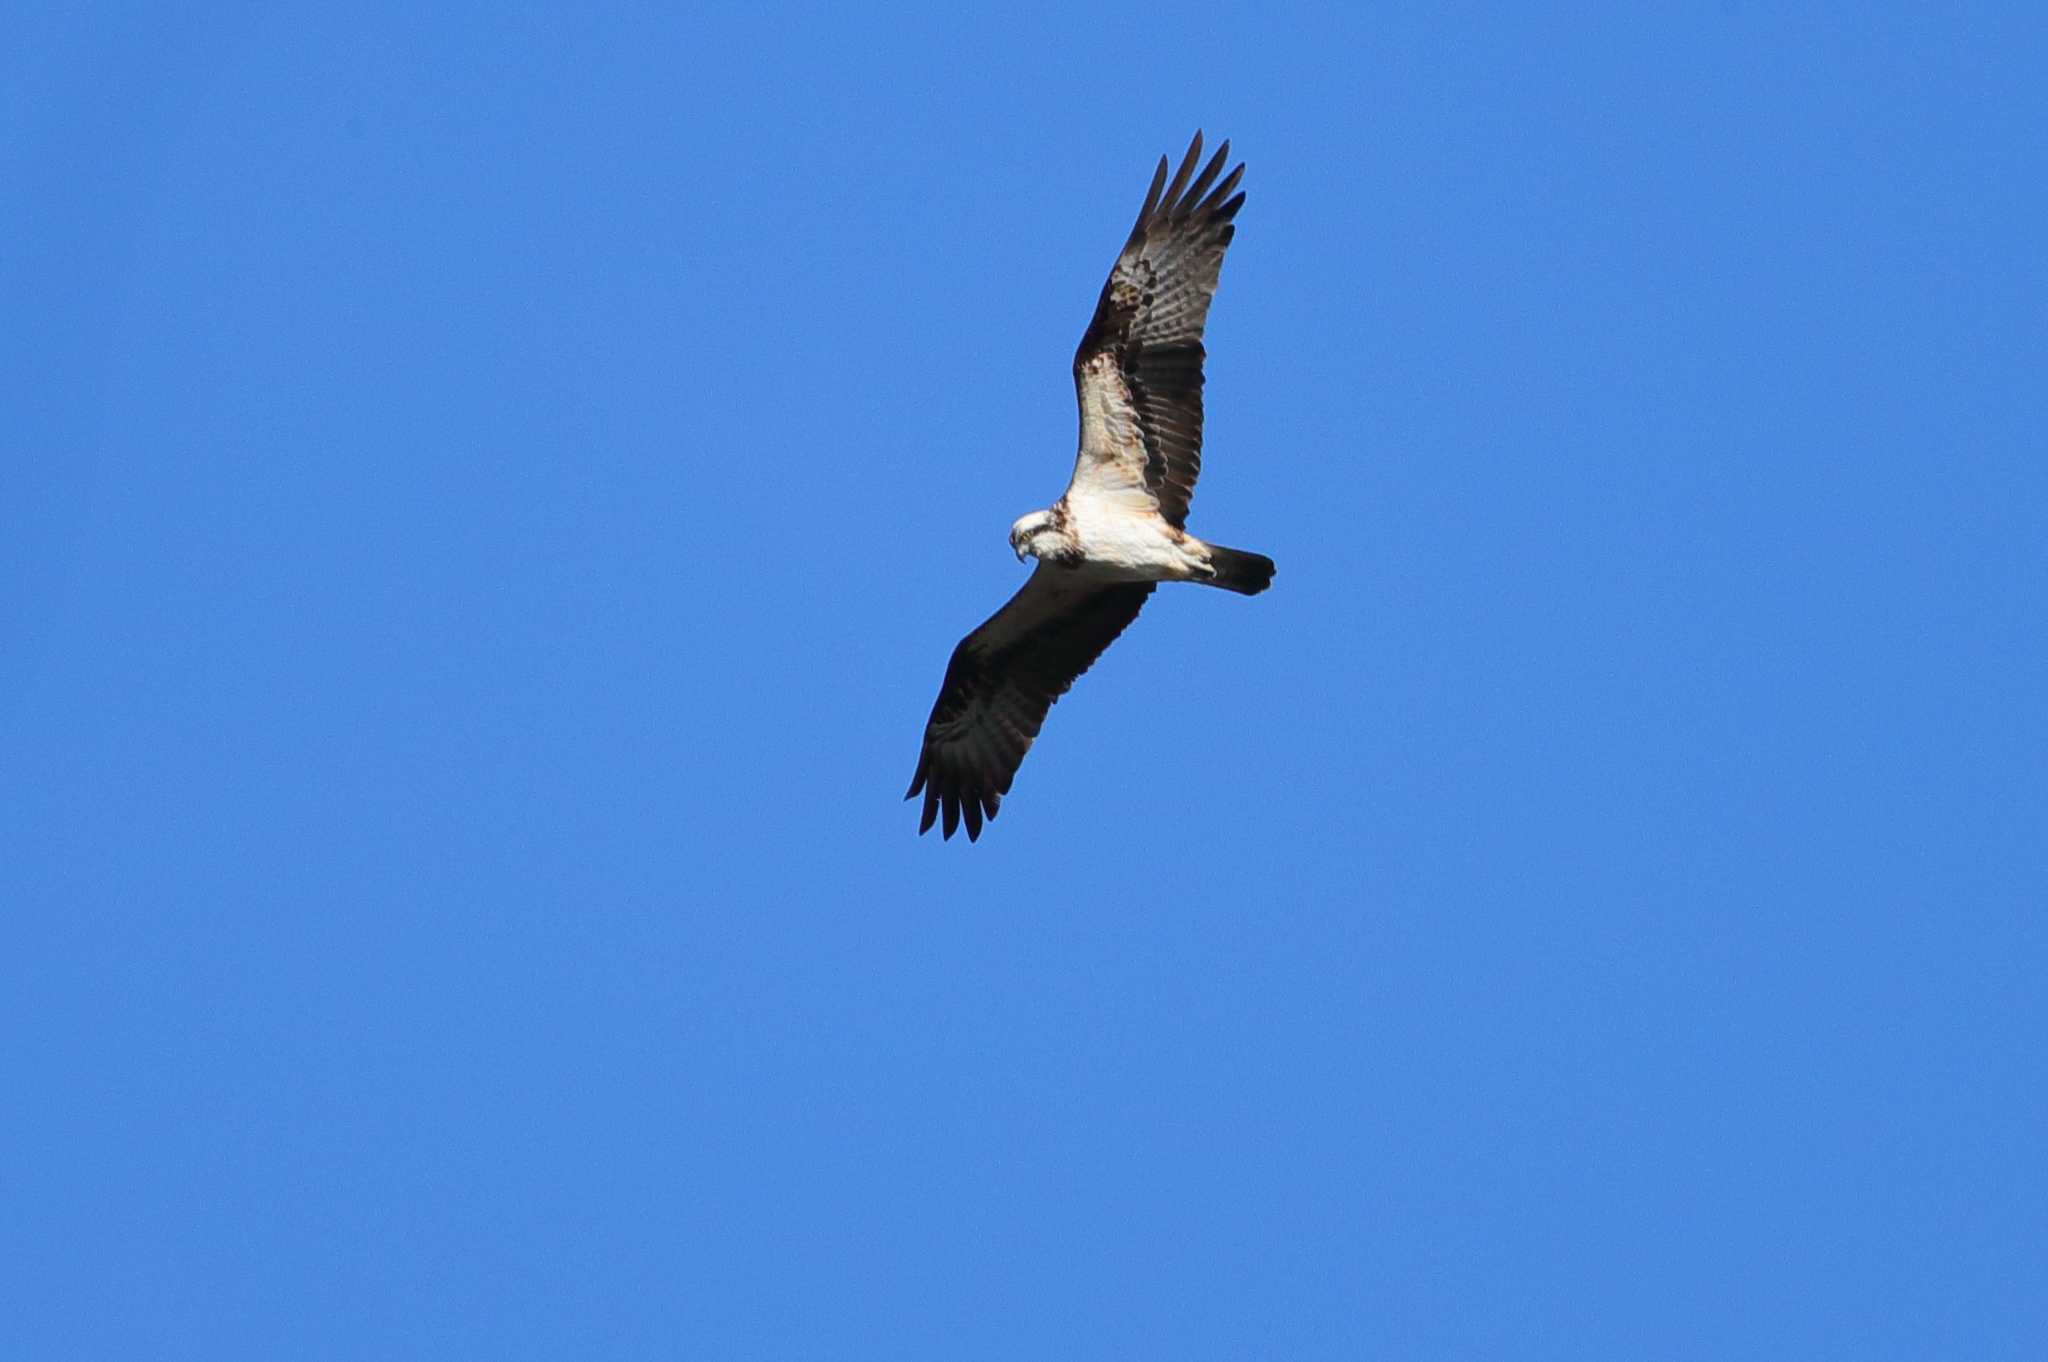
[1013,499,1216,585]
[907,133,1273,840]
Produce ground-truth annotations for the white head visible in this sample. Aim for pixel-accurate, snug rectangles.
[1008,508,1073,564]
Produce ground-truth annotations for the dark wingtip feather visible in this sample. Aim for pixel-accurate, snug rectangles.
[1181,141,1230,209]
[1200,165,1246,216]
[1161,132,1203,208]
[1134,155,1170,230]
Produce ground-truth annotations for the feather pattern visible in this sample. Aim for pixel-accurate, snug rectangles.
[905,572,1154,841]
[1070,131,1246,527]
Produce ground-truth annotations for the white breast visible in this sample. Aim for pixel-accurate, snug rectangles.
[1064,490,1205,582]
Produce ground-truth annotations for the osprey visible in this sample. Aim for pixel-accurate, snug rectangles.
[906,132,1275,840]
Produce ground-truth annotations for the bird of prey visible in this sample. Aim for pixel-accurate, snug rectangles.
[906,132,1274,841]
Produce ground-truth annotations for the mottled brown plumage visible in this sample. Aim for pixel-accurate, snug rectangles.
[1072,131,1245,529]
[907,134,1268,842]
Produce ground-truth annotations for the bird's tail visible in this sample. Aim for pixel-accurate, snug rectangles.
[1203,543,1276,596]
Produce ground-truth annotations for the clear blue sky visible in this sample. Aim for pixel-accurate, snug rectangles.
[5,5,2043,1358]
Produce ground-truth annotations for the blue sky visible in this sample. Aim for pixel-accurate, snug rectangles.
[5,4,2044,1357]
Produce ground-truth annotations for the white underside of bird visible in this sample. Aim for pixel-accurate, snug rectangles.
[1012,495,1215,581]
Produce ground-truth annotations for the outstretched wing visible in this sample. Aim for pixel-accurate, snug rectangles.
[1070,131,1246,528]
[907,571,1155,841]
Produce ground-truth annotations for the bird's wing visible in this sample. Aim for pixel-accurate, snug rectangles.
[907,570,1155,841]
[1068,131,1246,528]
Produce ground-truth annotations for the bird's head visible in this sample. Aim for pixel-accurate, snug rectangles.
[1009,509,1061,564]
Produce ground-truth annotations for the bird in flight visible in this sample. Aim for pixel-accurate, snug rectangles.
[906,132,1274,841]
